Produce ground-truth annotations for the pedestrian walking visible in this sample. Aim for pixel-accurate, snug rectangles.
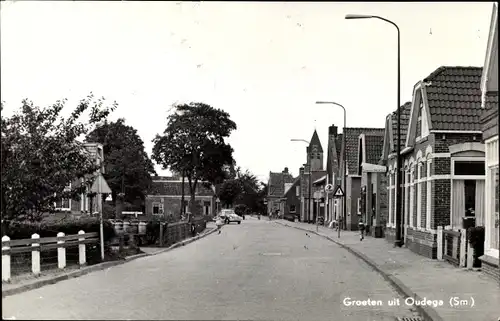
[358,219,365,241]
[216,216,224,234]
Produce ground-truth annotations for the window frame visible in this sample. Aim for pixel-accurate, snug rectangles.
[54,183,72,212]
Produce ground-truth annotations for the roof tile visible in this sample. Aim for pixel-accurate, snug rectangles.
[344,128,384,174]
[423,66,483,131]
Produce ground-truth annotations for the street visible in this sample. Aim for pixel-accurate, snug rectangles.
[2,218,421,320]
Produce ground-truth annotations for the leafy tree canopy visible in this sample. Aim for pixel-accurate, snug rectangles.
[152,102,237,215]
[1,94,117,221]
[86,119,156,206]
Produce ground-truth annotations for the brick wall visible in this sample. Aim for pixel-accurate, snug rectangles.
[378,173,388,227]
[433,133,479,153]
[481,260,500,282]
[433,180,451,228]
[405,228,437,259]
[385,226,396,243]
[145,196,214,221]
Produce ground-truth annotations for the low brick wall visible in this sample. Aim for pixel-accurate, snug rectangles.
[385,227,396,243]
[405,228,437,259]
[480,254,500,282]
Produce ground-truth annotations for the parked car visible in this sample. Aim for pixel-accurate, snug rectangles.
[225,213,242,224]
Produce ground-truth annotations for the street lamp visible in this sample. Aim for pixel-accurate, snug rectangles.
[345,14,403,247]
[290,138,312,224]
[315,101,346,239]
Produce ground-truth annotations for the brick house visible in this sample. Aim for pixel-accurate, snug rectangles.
[145,176,216,221]
[267,168,294,216]
[357,132,386,237]
[282,177,301,220]
[52,142,111,216]
[298,130,327,223]
[324,125,343,225]
[479,2,499,281]
[399,66,486,259]
[339,128,384,230]
[380,102,412,243]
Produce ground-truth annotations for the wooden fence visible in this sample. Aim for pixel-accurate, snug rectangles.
[437,226,473,268]
[2,231,98,282]
[158,217,207,247]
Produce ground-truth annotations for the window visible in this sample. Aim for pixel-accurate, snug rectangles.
[290,205,296,213]
[296,186,300,197]
[417,163,422,228]
[357,198,361,215]
[388,173,393,226]
[204,201,211,215]
[152,202,164,215]
[454,161,485,176]
[55,183,71,211]
[55,198,71,211]
[426,161,432,229]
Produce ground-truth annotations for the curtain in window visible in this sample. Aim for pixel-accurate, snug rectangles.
[474,180,485,226]
[451,180,465,228]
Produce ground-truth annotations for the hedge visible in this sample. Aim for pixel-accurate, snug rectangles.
[1,216,116,243]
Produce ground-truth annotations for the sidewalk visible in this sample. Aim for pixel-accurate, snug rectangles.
[276,220,500,321]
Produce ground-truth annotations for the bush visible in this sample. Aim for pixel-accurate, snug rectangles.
[2,216,116,243]
[234,204,247,216]
[2,217,117,265]
[467,226,485,248]
[467,226,485,268]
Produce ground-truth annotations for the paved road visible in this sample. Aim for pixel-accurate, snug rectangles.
[3,218,421,320]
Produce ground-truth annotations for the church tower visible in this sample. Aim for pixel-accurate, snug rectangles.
[307,130,324,171]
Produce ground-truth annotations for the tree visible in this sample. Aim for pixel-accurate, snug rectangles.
[218,179,242,208]
[152,102,237,216]
[1,94,117,221]
[85,119,156,209]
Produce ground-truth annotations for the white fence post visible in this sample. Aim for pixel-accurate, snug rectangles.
[31,233,40,276]
[437,226,443,260]
[466,241,474,269]
[459,228,467,267]
[57,232,66,269]
[78,230,86,266]
[2,235,11,282]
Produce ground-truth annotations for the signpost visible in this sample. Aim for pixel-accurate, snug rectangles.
[332,185,345,238]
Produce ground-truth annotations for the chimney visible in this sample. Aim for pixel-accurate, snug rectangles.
[283,167,289,174]
[329,125,338,136]
[299,167,304,176]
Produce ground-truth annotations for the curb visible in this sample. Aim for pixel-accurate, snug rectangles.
[148,227,217,256]
[2,228,217,298]
[275,221,443,321]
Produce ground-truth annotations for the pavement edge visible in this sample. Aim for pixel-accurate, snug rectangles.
[275,221,443,321]
[2,227,217,298]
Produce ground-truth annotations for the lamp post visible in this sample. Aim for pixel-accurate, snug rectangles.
[345,14,402,247]
[290,139,312,224]
[315,101,346,238]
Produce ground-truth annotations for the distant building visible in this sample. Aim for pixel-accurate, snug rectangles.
[298,130,327,223]
[145,176,216,221]
[339,128,385,230]
[267,167,294,216]
[380,102,412,243]
[52,142,110,217]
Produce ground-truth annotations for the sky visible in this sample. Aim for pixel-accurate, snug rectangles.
[1,1,494,183]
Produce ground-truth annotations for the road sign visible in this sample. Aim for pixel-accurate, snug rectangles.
[325,184,334,194]
[333,185,344,198]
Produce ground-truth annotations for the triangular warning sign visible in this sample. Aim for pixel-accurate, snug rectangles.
[333,186,344,197]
